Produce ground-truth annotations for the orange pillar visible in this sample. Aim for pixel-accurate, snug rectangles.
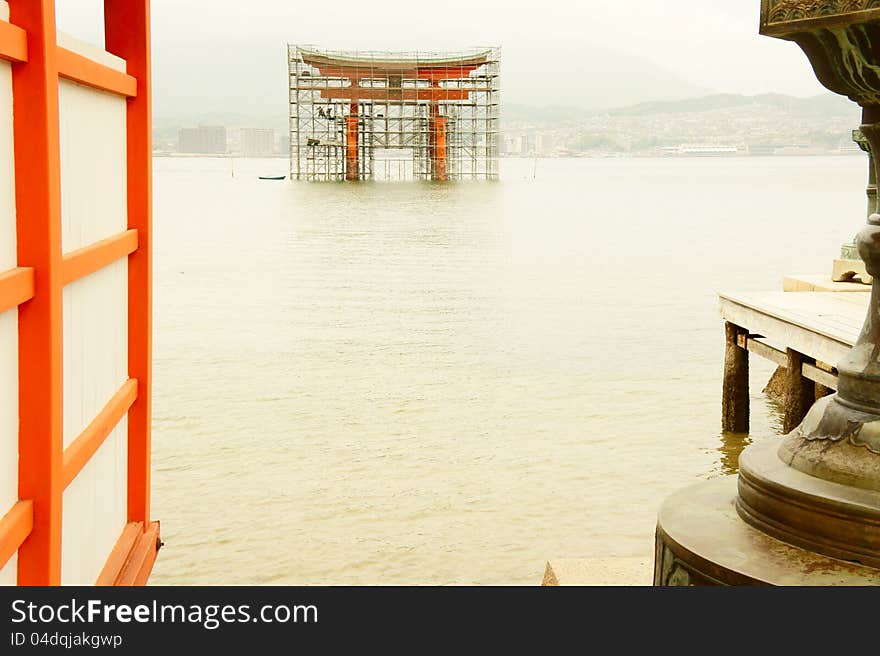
[429,102,448,182]
[11,0,64,585]
[345,103,359,181]
[105,0,153,528]
[431,115,448,182]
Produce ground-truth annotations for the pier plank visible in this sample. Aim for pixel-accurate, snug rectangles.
[719,291,865,368]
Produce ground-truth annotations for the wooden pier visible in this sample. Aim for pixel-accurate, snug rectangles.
[719,288,869,433]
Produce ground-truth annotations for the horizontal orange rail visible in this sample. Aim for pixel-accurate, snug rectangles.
[62,229,137,287]
[115,521,160,586]
[61,379,138,490]
[0,267,34,313]
[56,46,136,98]
[305,87,485,102]
[307,66,482,80]
[0,500,34,570]
[0,20,27,63]
[97,520,160,586]
[95,521,141,585]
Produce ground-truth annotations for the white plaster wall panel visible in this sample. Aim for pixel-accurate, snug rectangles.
[62,262,126,584]
[58,78,126,253]
[55,31,130,587]
[0,309,17,531]
[61,419,127,585]
[0,0,18,586]
[62,260,127,448]
[0,554,15,585]
[0,308,17,586]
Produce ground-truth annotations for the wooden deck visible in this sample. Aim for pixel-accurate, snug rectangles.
[718,290,869,433]
[720,290,866,366]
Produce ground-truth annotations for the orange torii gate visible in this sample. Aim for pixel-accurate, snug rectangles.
[290,47,500,182]
[299,49,489,181]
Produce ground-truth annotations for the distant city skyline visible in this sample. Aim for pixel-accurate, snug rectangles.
[56,1,835,121]
[150,91,861,160]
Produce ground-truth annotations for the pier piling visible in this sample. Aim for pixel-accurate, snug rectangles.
[722,322,749,433]
[783,349,814,434]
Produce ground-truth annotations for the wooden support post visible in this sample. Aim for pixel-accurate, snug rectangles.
[430,115,448,181]
[105,0,153,529]
[722,322,749,433]
[12,0,64,586]
[815,382,834,401]
[345,103,358,181]
[783,349,815,433]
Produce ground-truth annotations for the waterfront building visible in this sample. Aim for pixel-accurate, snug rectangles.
[178,125,227,155]
[240,127,276,157]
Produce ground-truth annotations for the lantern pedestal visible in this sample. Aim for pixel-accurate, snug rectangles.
[655,3,880,586]
[655,476,880,585]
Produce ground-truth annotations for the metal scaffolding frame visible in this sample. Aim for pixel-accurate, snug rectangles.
[288,45,500,182]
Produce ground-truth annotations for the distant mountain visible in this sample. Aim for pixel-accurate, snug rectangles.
[604,92,857,118]
[502,93,859,125]
[500,42,710,109]
[503,104,586,123]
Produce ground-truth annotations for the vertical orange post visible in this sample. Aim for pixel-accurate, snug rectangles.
[11,0,64,585]
[104,0,152,528]
[431,116,448,182]
[429,103,447,182]
[345,102,359,181]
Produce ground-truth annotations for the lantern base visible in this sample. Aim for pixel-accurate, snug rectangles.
[654,476,880,586]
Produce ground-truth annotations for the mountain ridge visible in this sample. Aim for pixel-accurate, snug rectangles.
[502,92,859,124]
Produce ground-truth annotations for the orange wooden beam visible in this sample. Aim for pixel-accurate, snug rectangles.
[97,520,160,586]
[61,379,137,490]
[116,521,160,585]
[309,67,418,78]
[105,0,153,531]
[310,66,481,80]
[0,19,27,63]
[0,501,33,570]
[0,266,34,314]
[56,46,136,97]
[307,88,481,102]
[95,522,141,585]
[11,0,64,587]
[61,229,137,287]
[416,68,481,79]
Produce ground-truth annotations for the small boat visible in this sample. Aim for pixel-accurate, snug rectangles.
[258,175,286,180]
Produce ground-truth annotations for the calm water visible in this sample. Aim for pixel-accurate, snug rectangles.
[149,155,866,584]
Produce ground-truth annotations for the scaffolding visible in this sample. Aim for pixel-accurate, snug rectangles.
[288,45,500,182]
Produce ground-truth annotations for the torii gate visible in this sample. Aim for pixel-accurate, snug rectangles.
[297,48,491,181]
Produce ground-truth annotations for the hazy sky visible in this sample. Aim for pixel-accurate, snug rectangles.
[57,1,835,118]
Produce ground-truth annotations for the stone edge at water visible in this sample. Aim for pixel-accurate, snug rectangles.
[541,557,652,586]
